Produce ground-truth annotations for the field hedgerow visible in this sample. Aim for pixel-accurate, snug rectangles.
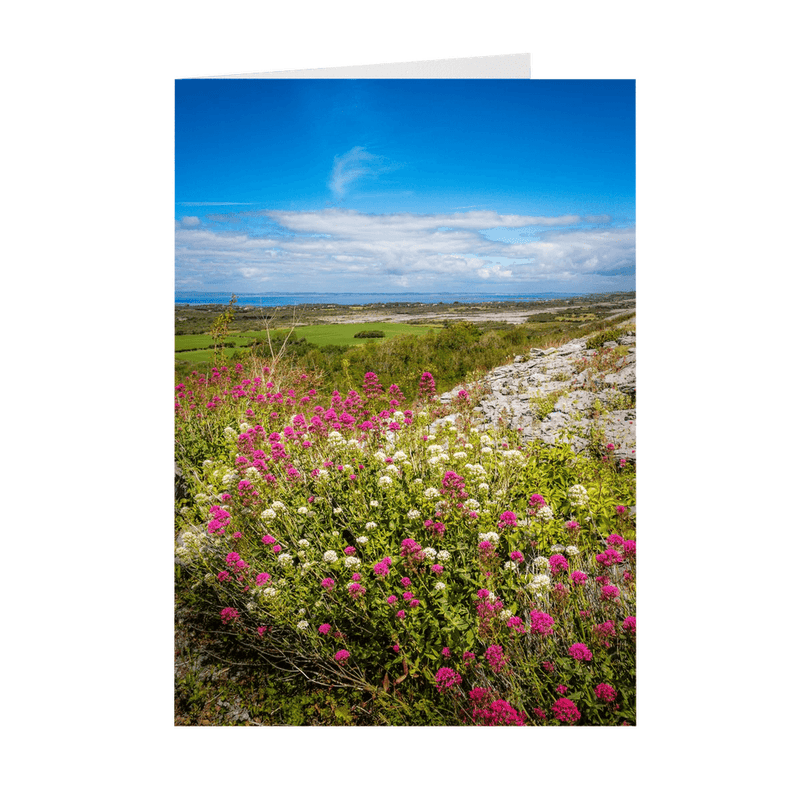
[175,360,636,725]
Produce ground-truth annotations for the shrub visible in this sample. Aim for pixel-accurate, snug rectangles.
[354,330,386,339]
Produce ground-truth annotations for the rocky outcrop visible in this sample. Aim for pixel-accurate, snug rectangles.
[438,324,636,463]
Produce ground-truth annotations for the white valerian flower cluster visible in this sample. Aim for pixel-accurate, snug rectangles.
[481,447,493,455]
[297,506,309,515]
[465,498,481,510]
[502,449,525,463]
[427,444,444,455]
[323,550,338,563]
[503,561,518,572]
[245,466,261,481]
[393,411,405,421]
[365,522,377,531]
[333,507,343,515]
[378,476,393,487]
[271,501,286,511]
[194,493,209,504]
[526,575,551,592]
[392,450,408,461]
[344,556,361,569]
[301,562,315,572]
[533,556,550,570]
[222,472,238,486]
[464,463,486,476]
[277,553,293,566]
[315,469,329,480]
[297,620,309,630]
[478,483,490,493]
[499,608,513,620]
[328,430,343,442]
[533,504,554,521]
[452,451,468,460]
[407,509,421,520]
[437,550,451,561]
[423,487,440,499]
[434,582,446,591]
[261,508,276,521]
[479,532,500,544]
[298,539,310,548]
[422,547,437,560]
[480,434,493,446]
[384,464,401,475]
[565,545,580,557]
[356,536,369,545]
[568,484,590,507]
[370,500,379,507]
[223,427,238,441]
[550,544,565,553]
[262,587,278,597]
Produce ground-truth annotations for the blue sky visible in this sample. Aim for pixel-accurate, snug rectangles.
[175,79,635,294]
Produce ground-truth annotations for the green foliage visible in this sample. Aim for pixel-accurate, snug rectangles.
[354,330,386,339]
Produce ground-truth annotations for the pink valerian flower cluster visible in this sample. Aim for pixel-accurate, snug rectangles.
[423,519,446,538]
[529,609,555,636]
[509,550,524,563]
[434,667,463,693]
[507,616,526,634]
[596,548,624,567]
[441,471,468,501]
[418,372,436,400]
[528,494,546,512]
[361,372,384,398]
[594,620,616,647]
[607,534,624,547]
[208,505,232,537]
[348,581,366,597]
[601,584,621,602]
[552,697,581,724]
[556,684,568,695]
[430,563,444,574]
[220,607,239,624]
[400,538,426,565]
[623,616,636,634]
[334,649,350,662]
[549,553,569,574]
[318,623,332,635]
[469,688,526,726]
[485,644,508,673]
[624,540,636,557]
[462,651,476,664]
[441,647,451,658]
[478,540,497,562]
[255,572,271,586]
[553,582,569,600]
[570,570,588,586]
[217,570,230,582]
[498,511,518,529]
[373,556,392,577]
[568,642,593,662]
[321,578,335,592]
[595,683,618,702]
[475,590,504,635]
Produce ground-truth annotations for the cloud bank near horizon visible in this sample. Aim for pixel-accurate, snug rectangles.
[175,208,635,293]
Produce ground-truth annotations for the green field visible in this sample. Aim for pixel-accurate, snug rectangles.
[175,322,438,363]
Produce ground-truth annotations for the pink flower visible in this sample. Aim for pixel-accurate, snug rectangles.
[334,649,350,662]
[498,511,518,529]
[386,594,397,605]
[623,616,636,634]
[568,642,593,662]
[509,550,524,563]
[220,607,239,624]
[400,576,412,588]
[463,651,476,663]
[255,572,271,585]
[565,520,580,532]
[557,684,568,695]
[348,582,366,597]
[552,697,581,724]
[549,553,569,574]
[435,667,463,693]
[485,644,507,673]
[217,570,231,582]
[344,546,356,556]
[530,610,555,635]
[601,584,620,601]
[442,647,451,658]
[321,577,335,591]
[570,570,588,586]
[607,534,624,547]
[528,494,546,511]
[615,505,627,515]
[318,623,332,635]
[431,563,443,574]
[409,598,420,608]
[624,540,636,557]
[542,661,555,673]
[595,683,617,702]
[396,610,406,619]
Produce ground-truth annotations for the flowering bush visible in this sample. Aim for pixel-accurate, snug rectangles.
[175,363,636,726]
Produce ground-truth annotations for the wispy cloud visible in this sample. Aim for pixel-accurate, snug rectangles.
[177,202,256,206]
[328,146,393,200]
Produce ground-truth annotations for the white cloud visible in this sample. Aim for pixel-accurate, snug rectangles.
[174,209,634,292]
[178,216,201,227]
[328,146,393,200]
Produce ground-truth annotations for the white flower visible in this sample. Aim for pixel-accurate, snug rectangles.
[344,556,361,569]
[263,587,278,597]
[533,556,550,570]
[393,450,408,461]
[298,607,306,616]
[245,466,260,481]
[568,484,590,507]
[223,427,238,441]
[271,501,286,511]
[465,463,486,476]
[298,539,310,548]
[499,608,513,620]
[328,430,343,441]
[414,478,423,484]
[407,509,421,520]
[480,434,493,445]
[356,536,369,545]
[517,519,529,528]
[479,532,500,544]
[527,575,551,591]
[465,498,480,510]
[434,582,446,591]
[422,547,437,560]
[222,472,237,486]
[550,544,565,553]
[297,620,309,631]
[175,546,190,560]
[534,504,554,521]
[365,521,377,531]
[315,468,329,480]
[261,508,276,520]
[502,449,525,462]
[565,545,580,557]
[503,561,518,572]
[194,493,208,503]
[278,553,293,565]
[333,507,343,515]
[239,422,249,432]
[478,482,490,493]
[246,602,256,612]
[465,443,474,450]
[427,444,444,455]
[436,550,451,561]
[370,500,379,507]
[481,447,493,455]
[323,550,338,563]
[453,451,467,460]
[384,464,400,474]
[298,550,307,560]
[423,487,439,499]
[378,476,393,487]
[302,562,315,572]
[297,506,309,515]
